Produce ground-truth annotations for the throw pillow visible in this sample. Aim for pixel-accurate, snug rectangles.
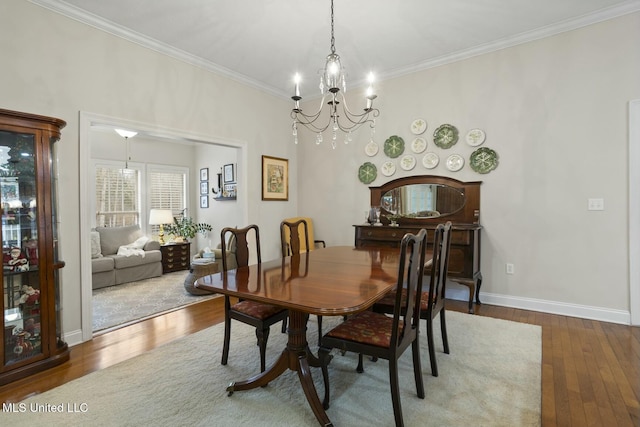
[90,231,102,259]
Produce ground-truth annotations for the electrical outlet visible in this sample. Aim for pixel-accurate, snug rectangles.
[506,263,515,275]
[588,198,604,211]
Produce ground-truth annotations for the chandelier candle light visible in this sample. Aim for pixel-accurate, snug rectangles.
[291,0,379,149]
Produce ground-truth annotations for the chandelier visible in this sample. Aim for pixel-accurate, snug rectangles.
[291,0,379,149]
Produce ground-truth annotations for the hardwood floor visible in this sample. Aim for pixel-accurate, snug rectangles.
[0,297,638,426]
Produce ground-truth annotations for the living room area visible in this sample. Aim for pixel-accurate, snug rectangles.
[86,117,242,334]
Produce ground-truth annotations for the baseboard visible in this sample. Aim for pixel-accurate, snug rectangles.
[63,329,84,347]
[446,287,631,325]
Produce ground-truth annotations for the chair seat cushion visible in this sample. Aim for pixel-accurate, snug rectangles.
[232,300,286,320]
[377,289,430,311]
[325,310,403,349]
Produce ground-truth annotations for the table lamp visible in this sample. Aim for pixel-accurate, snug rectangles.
[149,209,174,244]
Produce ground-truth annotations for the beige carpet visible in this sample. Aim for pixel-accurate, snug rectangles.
[92,270,219,332]
[7,311,541,426]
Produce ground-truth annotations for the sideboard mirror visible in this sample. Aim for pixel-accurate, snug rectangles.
[370,175,481,225]
[381,184,466,218]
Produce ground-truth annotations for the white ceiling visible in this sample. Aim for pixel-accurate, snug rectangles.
[33,0,640,99]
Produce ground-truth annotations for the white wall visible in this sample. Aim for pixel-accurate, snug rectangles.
[0,2,298,342]
[297,12,640,323]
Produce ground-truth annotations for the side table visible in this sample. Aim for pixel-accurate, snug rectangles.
[160,242,191,273]
[184,260,220,295]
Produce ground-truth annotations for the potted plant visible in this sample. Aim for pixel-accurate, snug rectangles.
[164,209,212,242]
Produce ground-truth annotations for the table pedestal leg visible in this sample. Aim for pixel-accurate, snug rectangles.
[226,310,332,427]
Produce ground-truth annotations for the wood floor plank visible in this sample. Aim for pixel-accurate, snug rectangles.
[0,297,637,427]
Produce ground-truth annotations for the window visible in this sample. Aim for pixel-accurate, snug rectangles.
[95,165,140,227]
[148,167,187,234]
[94,162,188,233]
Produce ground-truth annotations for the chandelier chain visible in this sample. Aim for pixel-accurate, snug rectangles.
[330,0,336,54]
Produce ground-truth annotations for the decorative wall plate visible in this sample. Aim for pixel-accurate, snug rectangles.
[445,154,464,172]
[383,135,405,158]
[358,162,377,184]
[433,124,459,149]
[465,128,486,146]
[410,119,427,135]
[381,161,396,177]
[410,137,427,154]
[364,140,379,157]
[422,152,439,169]
[400,155,416,171]
[469,147,499,174]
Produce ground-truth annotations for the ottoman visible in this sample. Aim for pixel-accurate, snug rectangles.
[184,259,220,295]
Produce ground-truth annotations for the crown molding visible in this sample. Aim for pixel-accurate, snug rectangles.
[30,0,640,100]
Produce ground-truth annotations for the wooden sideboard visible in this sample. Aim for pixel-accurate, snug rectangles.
[354,224,482,312]
[160,242,191,273]
[357,175,483,313]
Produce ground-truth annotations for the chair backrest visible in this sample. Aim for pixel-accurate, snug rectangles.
[281,216,316,254]
[280,218,310,256]
[221,224,261,271]
[390,228,428,350]
[423,222,452,314]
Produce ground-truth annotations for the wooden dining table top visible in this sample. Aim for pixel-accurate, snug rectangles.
[195,245,405,316]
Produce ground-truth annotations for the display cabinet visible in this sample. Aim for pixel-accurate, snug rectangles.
[0,109,69,385]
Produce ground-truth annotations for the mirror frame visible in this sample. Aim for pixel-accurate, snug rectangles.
[369,175,482,226]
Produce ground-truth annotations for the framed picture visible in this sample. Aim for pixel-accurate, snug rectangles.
[200,167,209,181]
[200,195,209,208]
[261,155,288,201]
[223,164,235,183]
[200,181,208,195]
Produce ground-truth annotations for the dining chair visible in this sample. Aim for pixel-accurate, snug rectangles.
[280,218,324,345]
[318,229,428,427]
[281,216,326,254]
[373,221,453,377]
[220,224,289,373]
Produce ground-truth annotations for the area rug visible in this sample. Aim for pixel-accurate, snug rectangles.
[92,270,219,332]
[8,312,541,426]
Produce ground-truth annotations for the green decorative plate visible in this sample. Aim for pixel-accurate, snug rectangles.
[433,124,459,149]
[383,135,405,158]
[470,147,499,174]
[358,162,377,184]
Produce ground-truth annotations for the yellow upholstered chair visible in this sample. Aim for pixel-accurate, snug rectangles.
[281,216,325,255]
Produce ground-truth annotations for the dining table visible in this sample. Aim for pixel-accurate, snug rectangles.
[194,245,406,427]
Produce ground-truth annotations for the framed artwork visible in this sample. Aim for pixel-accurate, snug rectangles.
[200,181,208,195]
[223,164,235,183]
[200,167,209,181]
[200,195,209,208]
[261,155,288,201]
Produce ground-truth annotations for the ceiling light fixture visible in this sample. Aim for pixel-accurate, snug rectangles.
[291,0,379,149]
[114,129,137,168]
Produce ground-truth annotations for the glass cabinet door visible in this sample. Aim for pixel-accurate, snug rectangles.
[1,129,42,365]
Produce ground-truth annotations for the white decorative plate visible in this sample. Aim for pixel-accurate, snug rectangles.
[445,154,464,172]
[400,155,416,171]
[381,161,396,177]
[364,140,379,157]
[410,119,427,135]
[422,152,439,169]
[465,128,486,146]
[410,137,427,154]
